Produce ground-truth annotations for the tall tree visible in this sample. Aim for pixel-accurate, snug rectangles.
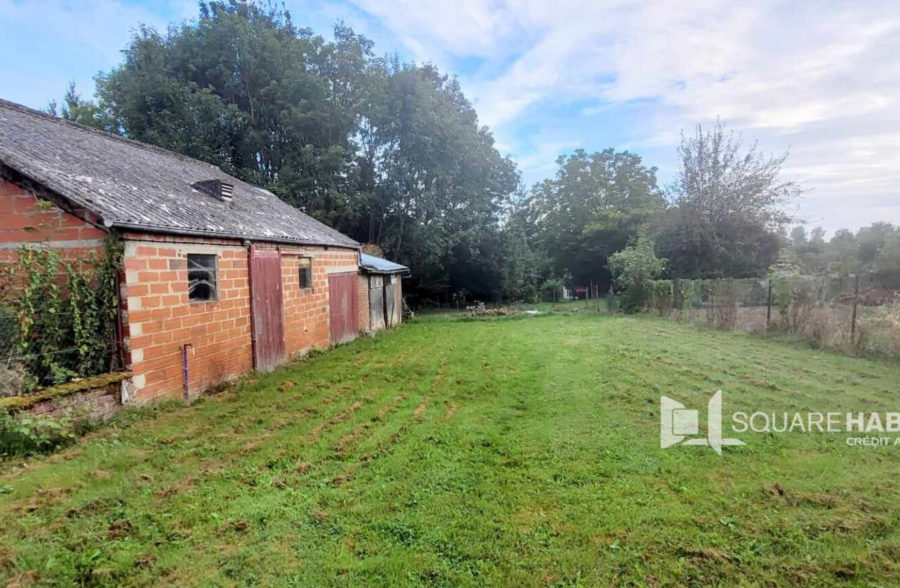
[523,149,664,289]
[63,2,519,303]
[94,3,371,229]
[46,83,116,132]
[653,120,801,278]
[353,63,519,301]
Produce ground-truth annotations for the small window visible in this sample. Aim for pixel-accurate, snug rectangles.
[188,254,218,302]
[299,258,313,290]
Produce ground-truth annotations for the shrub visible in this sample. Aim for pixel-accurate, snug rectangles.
[646,280,674,315]
[708,279,738,330]
[857,302,900,357]
[0,410,79,457]
[608,237,666,313]
[540,278,564,303]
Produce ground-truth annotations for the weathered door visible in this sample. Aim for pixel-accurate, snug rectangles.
[384,275,396,328]
[329,272,359,344]
[249,248,285,371]
[369,275,385,331]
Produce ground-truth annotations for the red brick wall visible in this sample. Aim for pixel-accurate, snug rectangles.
[358,273,370,332]
[122,238,252,403]
[281,246,359,358]
[122,235,359,403]
[0,178,106,267]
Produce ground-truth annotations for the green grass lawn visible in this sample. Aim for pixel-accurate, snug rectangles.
[2,314,900,586]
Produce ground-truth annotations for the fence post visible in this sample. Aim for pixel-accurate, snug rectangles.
[850,274,860,345]
[766,279,772,329]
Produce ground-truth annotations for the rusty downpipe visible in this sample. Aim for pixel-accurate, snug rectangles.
[181,343,193,400]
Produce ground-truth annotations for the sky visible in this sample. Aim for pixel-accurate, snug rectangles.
[1,0,898,236]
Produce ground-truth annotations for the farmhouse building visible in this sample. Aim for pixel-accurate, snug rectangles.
[0,98,389,404]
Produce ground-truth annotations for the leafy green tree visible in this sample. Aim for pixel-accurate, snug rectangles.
[46,83,116,132]
[653,120,800,278]
[499,218,548,302]
[523,149,664,290]
[93,4,369,229]
[608,236,666,312]
[540,278,564,302]
[53,2,519,304]
[354,62,519,301]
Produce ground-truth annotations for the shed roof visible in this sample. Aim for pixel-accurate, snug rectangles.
[0,99,358,248]
[360,253,408,274]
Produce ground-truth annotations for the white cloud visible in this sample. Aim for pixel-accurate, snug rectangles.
[3,0,897,233]
[350,0,900,233]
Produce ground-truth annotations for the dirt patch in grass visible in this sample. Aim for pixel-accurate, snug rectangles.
[308,399,367,442]
[444,403,459,419]
[414,397,429,419]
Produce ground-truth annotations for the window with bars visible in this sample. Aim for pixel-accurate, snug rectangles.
[188,254,218,302]
[299,257,313,290]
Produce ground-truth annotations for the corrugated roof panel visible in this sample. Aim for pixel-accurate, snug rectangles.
[0,99,358,248]
[360,253,408,274]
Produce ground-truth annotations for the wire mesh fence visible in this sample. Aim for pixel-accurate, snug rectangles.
[642,274,900,358]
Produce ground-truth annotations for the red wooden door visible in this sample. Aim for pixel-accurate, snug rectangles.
[329,272,359,344]
[249,248,285,371]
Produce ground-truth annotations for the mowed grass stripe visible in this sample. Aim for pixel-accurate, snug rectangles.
[2,314,900,585]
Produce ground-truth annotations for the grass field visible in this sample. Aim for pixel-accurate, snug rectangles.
[2,313,900,586]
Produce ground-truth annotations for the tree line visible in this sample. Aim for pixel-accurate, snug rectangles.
[51,1,892,305]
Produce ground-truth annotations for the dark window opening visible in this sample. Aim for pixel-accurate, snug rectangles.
[188,254,218,302]
[299,258,313,290]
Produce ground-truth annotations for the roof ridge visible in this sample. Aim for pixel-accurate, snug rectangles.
[0,98,221,173]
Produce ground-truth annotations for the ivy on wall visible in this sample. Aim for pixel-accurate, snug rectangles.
[0,235,123,394]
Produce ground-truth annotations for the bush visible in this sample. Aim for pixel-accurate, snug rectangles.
[708,279,738,330]
[0,411,79,457]
[646,280,674,315]
[857,302,900,357]
[540,278,564,303]
[608,237,666,313]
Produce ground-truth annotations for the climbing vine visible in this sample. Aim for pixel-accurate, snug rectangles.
[0,235,123,393]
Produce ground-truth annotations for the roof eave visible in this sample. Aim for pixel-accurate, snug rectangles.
[111,221,360,249]
[360,265,409,275]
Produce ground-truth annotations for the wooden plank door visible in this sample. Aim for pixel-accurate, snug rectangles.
[249,247,285,371]
[329,272,359,344]
[369,275,385,331]
[384,276,396,328]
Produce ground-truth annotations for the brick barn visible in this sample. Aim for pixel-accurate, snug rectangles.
[0,99,366,404]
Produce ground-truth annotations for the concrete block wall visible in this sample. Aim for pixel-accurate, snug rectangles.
[1,180,365,405]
